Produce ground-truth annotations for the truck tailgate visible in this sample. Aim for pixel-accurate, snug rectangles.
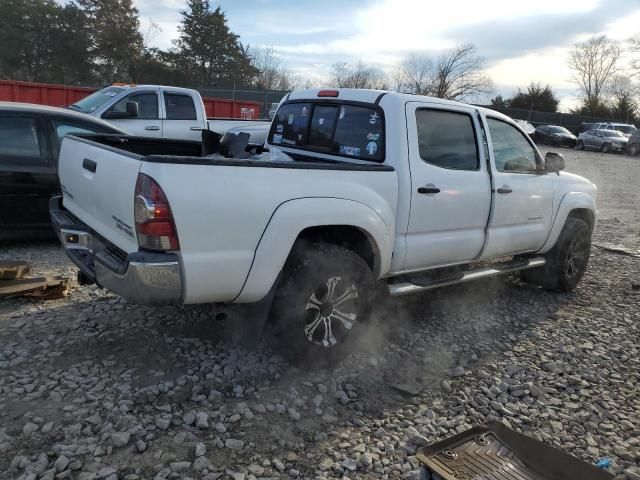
[58,136,142,253]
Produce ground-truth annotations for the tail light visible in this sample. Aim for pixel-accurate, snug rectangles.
[134,173,179,251]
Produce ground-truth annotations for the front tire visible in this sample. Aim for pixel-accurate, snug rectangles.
[628,144,639,156]
[270,242,374,366]
[521,217,591,292]
[576,140,584,150]
[601,142,610,153]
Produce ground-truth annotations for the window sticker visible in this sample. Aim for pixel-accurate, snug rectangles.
[288,113,294,125]
[301,106,308,117]
[297,133,303,141]
[367,133,380,141]
[339,106,346,120]
[281,138,296,145]
[276,124,284,134]
[272,134,282,144]
[366,141,378,156]
[369,112,379,125]
[104,92,118,97]
[319,118,325,126]
[339,145,361,156]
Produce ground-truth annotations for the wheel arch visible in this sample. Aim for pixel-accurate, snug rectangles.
[234,197,393,303]
[538,192,597,254]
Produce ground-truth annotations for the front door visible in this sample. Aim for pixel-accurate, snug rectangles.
[403,102,492,271]
[102,91,163,137]
[481,116,554,259]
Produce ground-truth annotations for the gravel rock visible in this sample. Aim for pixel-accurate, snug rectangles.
[111,432,130,448]
[225,439,245,450]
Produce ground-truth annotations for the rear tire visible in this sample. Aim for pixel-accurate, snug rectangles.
[601,142,610,153]
[628,144,639,156]
[270,241,375,366]
[576,140,584,150]
[520,217,591,292]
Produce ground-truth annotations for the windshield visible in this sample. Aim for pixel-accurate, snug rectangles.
[69,86,125,113]
[548,126,570,134]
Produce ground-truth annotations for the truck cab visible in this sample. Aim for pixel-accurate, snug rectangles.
[69,85,208,141]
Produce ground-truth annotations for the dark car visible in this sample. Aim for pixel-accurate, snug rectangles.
[532,124,578,148]
[625,130,640,156]
[577,122,598,136]
[0,102,123,239]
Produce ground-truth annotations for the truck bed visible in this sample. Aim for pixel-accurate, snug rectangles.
[73,134,395,171]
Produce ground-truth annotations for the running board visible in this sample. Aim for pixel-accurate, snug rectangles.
[387,256,546,297]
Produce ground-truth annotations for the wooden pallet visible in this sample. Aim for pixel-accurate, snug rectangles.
[0,261,69,300]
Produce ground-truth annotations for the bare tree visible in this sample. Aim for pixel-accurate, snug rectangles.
[394,44,493,101]
[250,45,295,90]
[568,35,620,111]
[330,61,388,89]
[395,53,434,94]
[431,43,493,101]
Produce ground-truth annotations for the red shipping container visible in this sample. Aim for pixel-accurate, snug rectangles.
[0,80,261,119]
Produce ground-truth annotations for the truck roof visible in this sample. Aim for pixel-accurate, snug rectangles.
[287,88,513,123]
[109,84,199,94]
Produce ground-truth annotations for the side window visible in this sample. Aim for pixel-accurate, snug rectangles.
[415,109,479,170]
[0,116,45,160]
[164,93,197,120]
[52,120,110,153]
[487,118,539,172]
[270,103,311,146]
[107,92,158,119]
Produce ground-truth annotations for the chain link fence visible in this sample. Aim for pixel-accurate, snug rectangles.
[483,106,621,134]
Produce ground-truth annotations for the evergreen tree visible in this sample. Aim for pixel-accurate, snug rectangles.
[173,0,257,87]
[79,0,144,83]
[509,82,559,112]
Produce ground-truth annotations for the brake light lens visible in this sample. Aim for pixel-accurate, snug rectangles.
[318,89,339,97]
[134,173,179,251]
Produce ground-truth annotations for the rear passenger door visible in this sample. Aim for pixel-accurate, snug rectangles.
[161,92,202,141]
[403,102,492,271]
[0,115,54,229]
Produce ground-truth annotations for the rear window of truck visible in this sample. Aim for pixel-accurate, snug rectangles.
[269,101,385,162]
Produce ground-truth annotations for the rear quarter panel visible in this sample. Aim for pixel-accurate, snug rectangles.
[140,162,398,303]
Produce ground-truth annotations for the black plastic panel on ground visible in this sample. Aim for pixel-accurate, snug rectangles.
[416,422,613,480]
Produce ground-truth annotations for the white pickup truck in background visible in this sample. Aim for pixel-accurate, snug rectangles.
[68,84,272,144]
[52,88,597,365]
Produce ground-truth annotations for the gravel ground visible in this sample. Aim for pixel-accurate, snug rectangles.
[1,147,639,480]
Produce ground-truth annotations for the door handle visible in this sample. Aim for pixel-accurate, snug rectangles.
[82,158,97,173]
[496,186,513,194]
[417,185,441,194]
[145,126,160,131]
[190,126,203,131]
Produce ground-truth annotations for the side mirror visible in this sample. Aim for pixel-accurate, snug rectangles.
[545,152,565,173]
[125,101,139,118]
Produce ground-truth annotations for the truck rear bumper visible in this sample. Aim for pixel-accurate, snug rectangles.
[50,196,183,305]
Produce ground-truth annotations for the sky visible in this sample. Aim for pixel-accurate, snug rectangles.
[137,0,640,110]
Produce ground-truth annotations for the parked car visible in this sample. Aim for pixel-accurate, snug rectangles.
[594,122,637,137]
[532,125,578,147]
[577,129,628,153]
[625,130,640,156]
[51,88,597,364]
[68,84,271,144]
[0,102,124,239]
[577,122,599,136]
[514,119,535,135]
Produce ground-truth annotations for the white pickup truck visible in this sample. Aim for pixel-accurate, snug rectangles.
[51,88,597,364]
[68,84,271,143]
